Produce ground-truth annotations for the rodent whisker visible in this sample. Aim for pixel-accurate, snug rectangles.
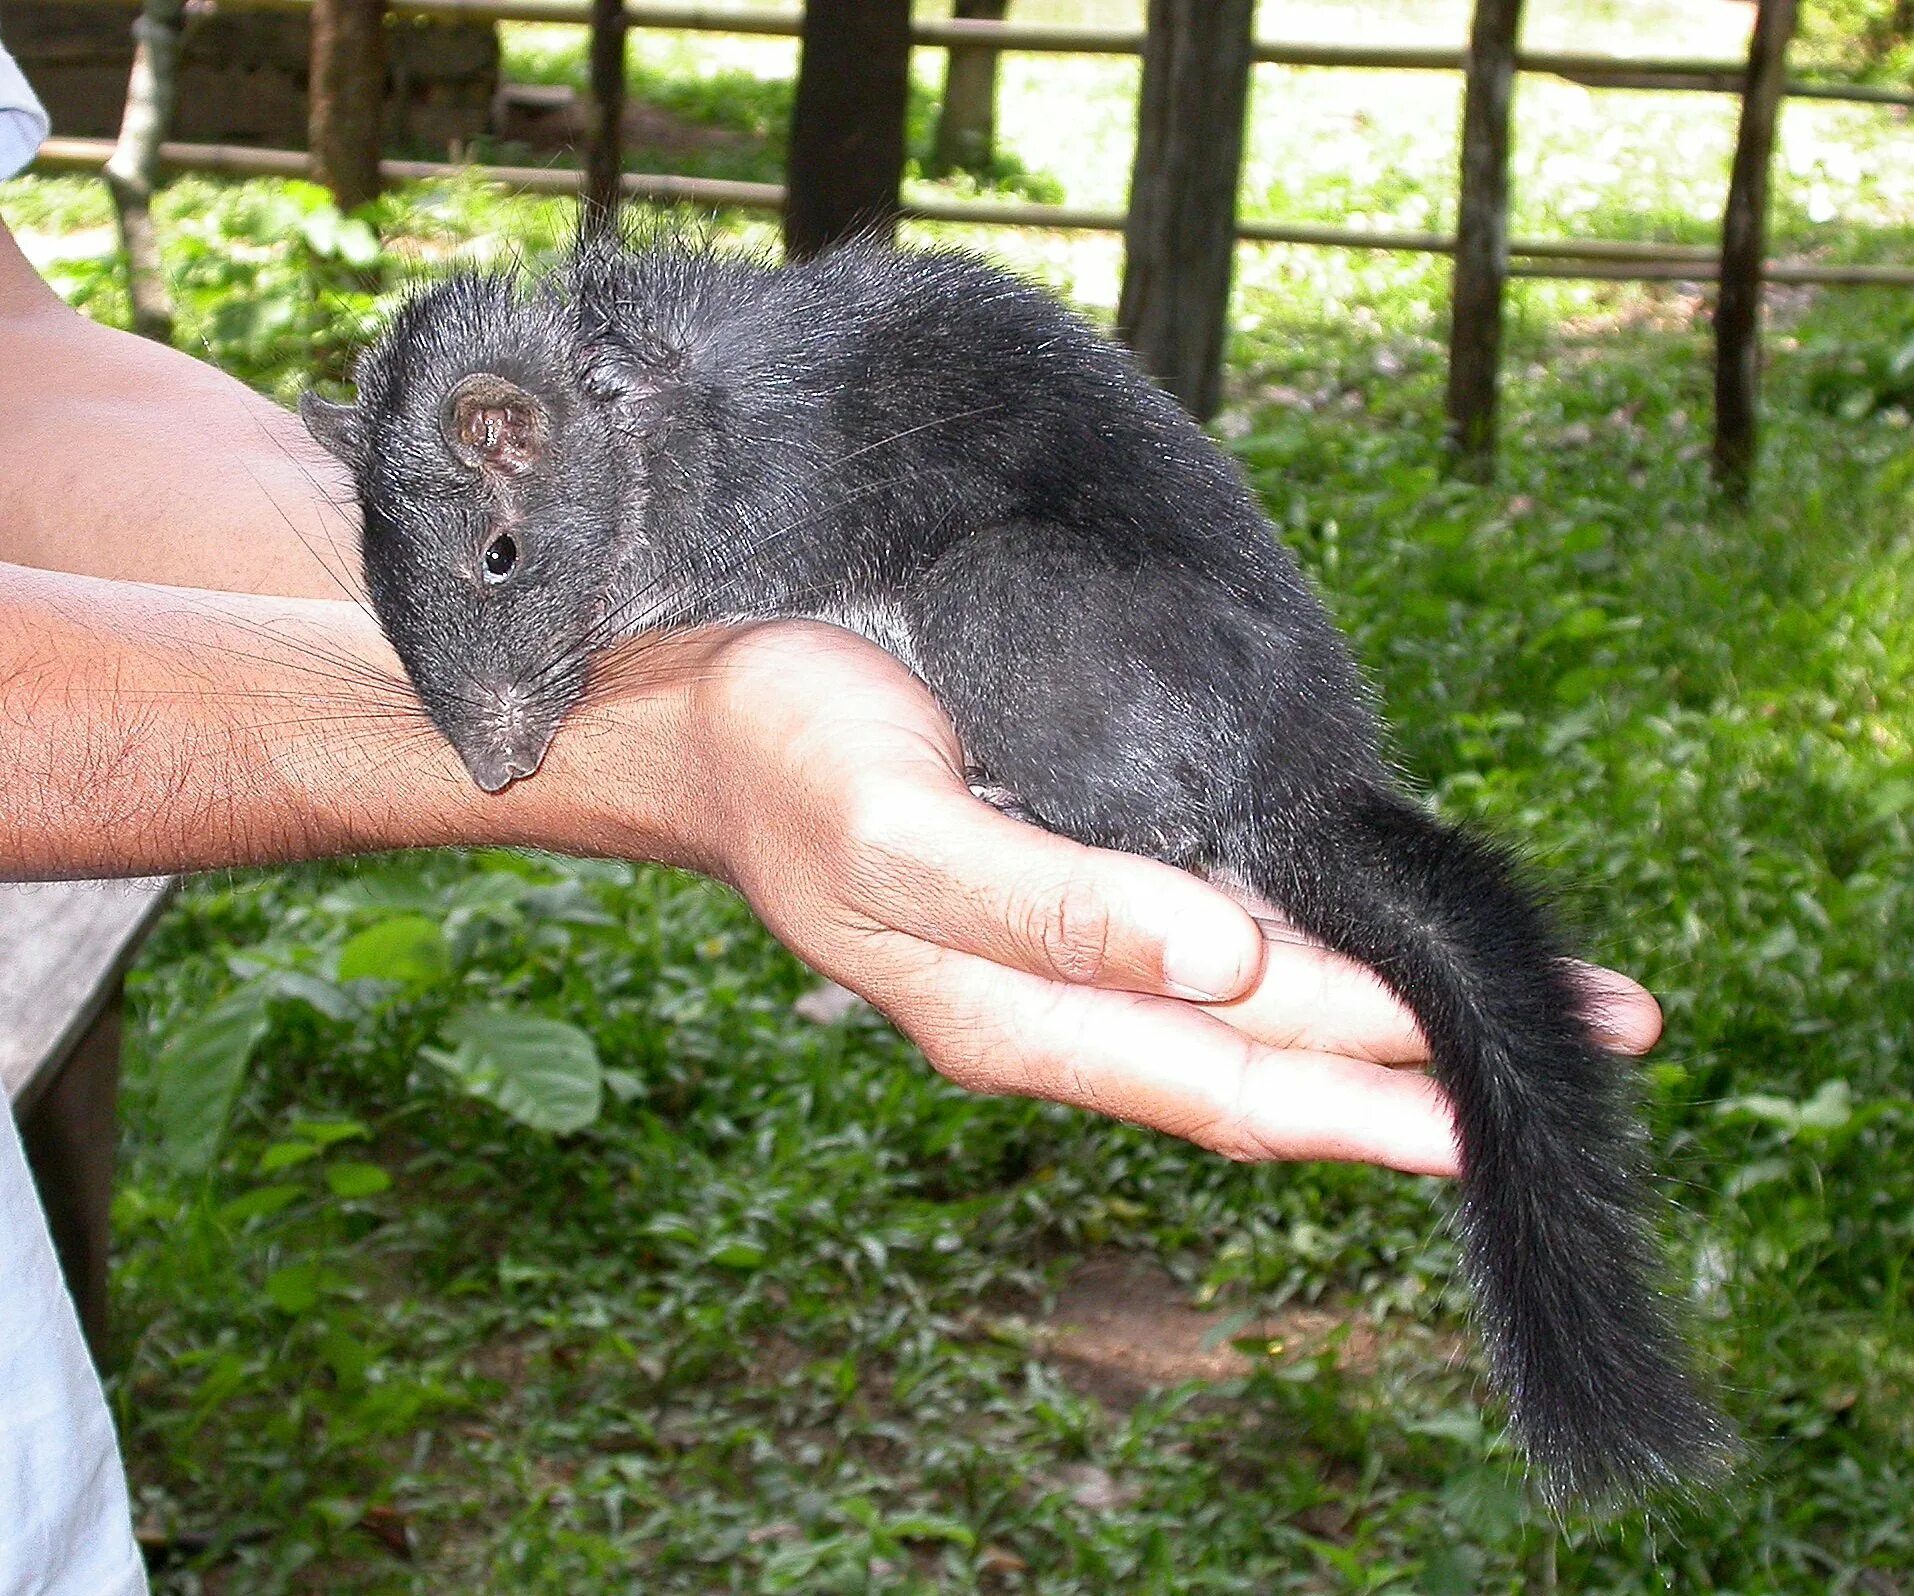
[237,704,436,728]
[808,401,1007,482]
[200,629,421,696]
[236,409,379,617]
[191,633,428,717]
[192,604,411,680]
[569,631,702,708]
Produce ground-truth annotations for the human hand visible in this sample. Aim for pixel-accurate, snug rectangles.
[620,622,1661,1179]
[2,551,1655,1170]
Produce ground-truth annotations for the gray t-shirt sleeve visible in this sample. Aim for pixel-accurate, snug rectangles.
[0,32,51,181]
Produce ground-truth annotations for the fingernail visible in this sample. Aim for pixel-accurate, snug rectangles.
[1165,918,1257,1001]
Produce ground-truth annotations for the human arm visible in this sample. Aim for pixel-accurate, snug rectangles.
[0,565,1485,1171]
[0,219,349,597]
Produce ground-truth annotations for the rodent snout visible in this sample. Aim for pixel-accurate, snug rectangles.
[456,683,560,793]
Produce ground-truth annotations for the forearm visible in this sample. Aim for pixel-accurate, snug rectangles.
[0,562,715,878]
[0,221,349,599]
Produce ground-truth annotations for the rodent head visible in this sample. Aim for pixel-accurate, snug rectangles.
[303,273,640,793]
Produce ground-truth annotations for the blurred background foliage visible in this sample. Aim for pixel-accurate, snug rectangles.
[1799,0,1914,82]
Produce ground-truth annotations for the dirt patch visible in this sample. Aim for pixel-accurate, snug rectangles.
[1025,1251,1395,1409]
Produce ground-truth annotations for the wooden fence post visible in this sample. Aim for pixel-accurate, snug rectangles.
[785,0,913,258]
[309,0,387,211]
[1116,0,1255,422]
[1714,0,1799,503]
[932,0,1009,175]
[103,0,187,343]
[584,0,629,232]
[1445,0,1525,478]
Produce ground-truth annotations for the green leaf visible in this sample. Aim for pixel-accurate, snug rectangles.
[1565,604,1610,639]
[334,218,382,269]
[603,1067,646,1103]
[257,1140,321,1174]
[709,1240,767,1271]
[883,1514,975,1548]
[292,1119,369,1147]
[1551,664,1609,704]
[325,1162,393,1199]
[318,1327,373,1391]
[1558,523,1607,556]
[264,968,358,1022]
[298,207,340,256]
[646,1214,700,1248]
[1726,1157,1793,1198]
[1795,1079,1855,1131]
[1422,1545,1486,1596]
[1865,776,1912,824]
[1716,1079,1853,1139]
[149,982,275,1172]
[265,1261,325,1315]
[217,1184,305,1225]
[1305,1537,1368,1581]
[1439,1464,1527,1539]
[336,914,450,991]
[1199,1308,1256,1352]
[1402,1411,1488,1447]
[424,1006,603,1134]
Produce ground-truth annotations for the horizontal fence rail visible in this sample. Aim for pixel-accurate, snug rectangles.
[66,0,1914,107]
[34,135,1914,287]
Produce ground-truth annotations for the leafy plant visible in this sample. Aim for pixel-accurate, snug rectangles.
[1797,0,1914,83]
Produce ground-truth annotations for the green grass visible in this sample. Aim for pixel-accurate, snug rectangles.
[5,4,1913,1589]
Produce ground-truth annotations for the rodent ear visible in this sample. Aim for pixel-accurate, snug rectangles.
[574,343,672,439]
[299,390,363,467]
[443,372,552,477]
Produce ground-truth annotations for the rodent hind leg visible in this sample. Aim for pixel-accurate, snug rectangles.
[903,521,1286,869]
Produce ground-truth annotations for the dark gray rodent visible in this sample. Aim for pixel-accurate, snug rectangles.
[303,231,1734,1508]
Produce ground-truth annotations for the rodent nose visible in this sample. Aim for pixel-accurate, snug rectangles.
[460,743,546,794]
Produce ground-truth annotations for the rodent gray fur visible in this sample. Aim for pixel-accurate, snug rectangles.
[302,229,1735,1508]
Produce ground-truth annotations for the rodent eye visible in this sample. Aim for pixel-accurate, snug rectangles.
[482,532,519,584]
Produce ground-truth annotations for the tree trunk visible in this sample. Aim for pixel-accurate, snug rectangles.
[931,0,1009,175]
[784,0,912,258]
[102,0,187,343]
[1444,0,1526,479]
[1714,0,1799,503]
[583,0,628,234]
[309,0,387,212]
[1116,0,1255,422]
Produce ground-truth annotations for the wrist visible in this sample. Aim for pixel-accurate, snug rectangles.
[469,629,743,874]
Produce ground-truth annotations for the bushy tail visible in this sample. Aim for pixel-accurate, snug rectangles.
[1246,786,1735,1508]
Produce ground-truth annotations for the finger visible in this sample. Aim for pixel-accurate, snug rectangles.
[855,935,1461,1176]
[1569,961,1663,1054]
[1201,931,1431,1065]
[1207,888,1661,1063]
[845,783,1267,1003]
